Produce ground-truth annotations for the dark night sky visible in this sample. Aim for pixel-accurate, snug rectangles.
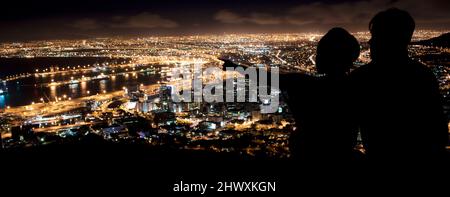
[0,0,449,42]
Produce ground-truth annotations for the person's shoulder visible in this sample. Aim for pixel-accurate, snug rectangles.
[407,59,427,69]
[281,72,318,91]
[349,63,374,79]
[408,60,436,79]
[412,60,432,71]
[284,72,315,81]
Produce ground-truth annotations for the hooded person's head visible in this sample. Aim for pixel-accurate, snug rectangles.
[369,8,415,62]
[316,27,360,76]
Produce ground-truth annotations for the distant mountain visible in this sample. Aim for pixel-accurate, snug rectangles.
[413,32,450,48]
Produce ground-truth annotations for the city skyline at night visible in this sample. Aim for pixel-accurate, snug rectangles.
[1,2,450,194]
[1,0,449,163]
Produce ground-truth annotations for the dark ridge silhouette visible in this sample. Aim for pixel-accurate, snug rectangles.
[350,8,449,161]
[413,32,450,48]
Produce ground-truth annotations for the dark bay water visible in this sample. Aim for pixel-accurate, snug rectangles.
[0,57,130,78]
[0,57,161,108]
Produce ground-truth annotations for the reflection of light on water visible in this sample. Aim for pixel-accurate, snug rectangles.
[81,81,87,95]
[0,95,5,108]
[50,85,57,98]
[110,76,116,89]
[99,79,107,92]
[69,83,78,95]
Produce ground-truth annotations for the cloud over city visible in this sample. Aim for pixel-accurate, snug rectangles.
[71,12,178,30]
[214,0,450,29]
